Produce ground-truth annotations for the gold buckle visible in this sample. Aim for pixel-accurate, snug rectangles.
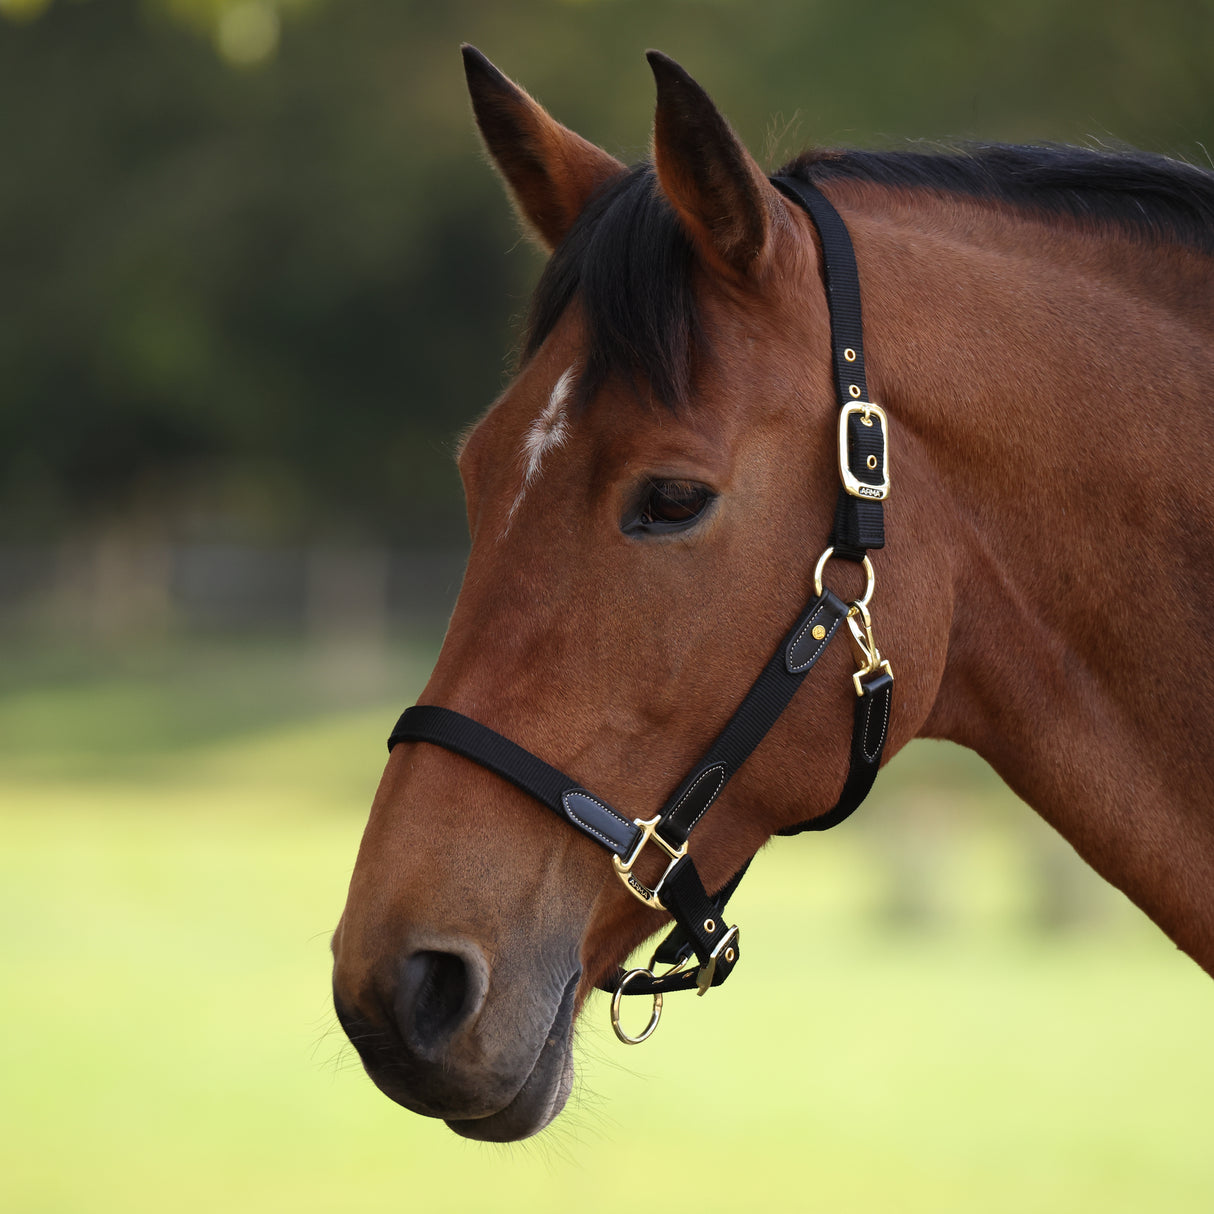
[612,815,687,910]
[838,401,890,500]
[694,925,740,996]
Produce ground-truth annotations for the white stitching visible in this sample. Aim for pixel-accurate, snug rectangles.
[674,765,727,833]
[862,687,891,761]
[787,603,844,673]
[562,790,632,849]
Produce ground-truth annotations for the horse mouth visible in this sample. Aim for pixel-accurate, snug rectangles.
[443,970,579,1142]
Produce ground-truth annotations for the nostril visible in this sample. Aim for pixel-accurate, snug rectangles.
[395,949,479,1058]
[409,951,467,1038]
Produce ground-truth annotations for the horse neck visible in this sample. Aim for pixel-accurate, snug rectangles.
[844,185,1214,968]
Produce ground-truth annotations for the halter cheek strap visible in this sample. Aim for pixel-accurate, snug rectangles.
[772,175,889,556]
[386,177,893,1040]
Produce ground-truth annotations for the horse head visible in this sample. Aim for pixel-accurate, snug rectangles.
[330,47,952,1141]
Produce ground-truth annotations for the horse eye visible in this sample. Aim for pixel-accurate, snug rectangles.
[623,480,715,535]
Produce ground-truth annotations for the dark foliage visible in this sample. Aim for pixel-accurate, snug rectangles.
[3,0,1212,543]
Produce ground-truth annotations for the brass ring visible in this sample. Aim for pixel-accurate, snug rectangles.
[813,547,875,608]
[610,968,663,1045]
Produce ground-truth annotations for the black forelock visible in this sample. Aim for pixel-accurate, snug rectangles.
[523,163,701,410]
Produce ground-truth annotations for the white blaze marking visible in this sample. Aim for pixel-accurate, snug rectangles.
[503,367,575,533]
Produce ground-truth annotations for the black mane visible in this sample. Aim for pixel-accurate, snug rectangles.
[787,143,1214,256]
[524,145,1214,408]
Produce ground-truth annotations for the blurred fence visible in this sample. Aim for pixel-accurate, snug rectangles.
[0,539,466,638]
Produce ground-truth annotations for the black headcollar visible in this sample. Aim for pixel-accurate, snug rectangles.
[387,178,892,1041]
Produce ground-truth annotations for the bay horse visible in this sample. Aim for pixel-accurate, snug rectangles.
[332,46,1214,1142]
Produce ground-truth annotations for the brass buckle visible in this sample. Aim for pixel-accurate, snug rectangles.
[612,815,687,910]
[846,600,893,696]
[838,401,890,500]
[694,925,740,996]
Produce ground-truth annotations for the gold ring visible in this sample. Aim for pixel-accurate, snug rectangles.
[610,968,663,1045]
[813,547,875,607]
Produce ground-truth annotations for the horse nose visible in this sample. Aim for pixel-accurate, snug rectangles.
[393,945,489,1060]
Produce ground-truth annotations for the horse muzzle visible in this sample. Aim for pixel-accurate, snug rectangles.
[332,936,581,1142]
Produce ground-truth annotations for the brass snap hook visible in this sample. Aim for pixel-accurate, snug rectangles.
[846,600,893,695]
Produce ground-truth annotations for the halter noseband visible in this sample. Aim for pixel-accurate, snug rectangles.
[387,177,892,1043]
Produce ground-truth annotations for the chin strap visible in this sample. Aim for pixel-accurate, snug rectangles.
[386,174,894,1044]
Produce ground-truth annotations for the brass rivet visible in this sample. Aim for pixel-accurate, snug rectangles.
[867,455,879,470]
[849,384,862,398]
[703,918,716,934]
[844,348,857,362]
[725,948,736,963]
[812,624,826,640]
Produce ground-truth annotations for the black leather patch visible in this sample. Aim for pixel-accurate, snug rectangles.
[664,764,726,841]
[786,591,847,673]
[561,789,638,857]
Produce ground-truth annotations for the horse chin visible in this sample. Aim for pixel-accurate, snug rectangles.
[443,971,579,1142]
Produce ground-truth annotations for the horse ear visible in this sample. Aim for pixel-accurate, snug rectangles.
[647,51,779,279]
[463,45,626,250]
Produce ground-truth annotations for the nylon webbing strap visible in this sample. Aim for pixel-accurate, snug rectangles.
[771,175,885,558]
[777,667,893,836]
[388,705,641,857]
[390,588,850,862]
[651,859,750,969]
[657,589,848,845]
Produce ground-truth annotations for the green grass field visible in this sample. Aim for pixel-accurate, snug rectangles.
[2,637,1212,1213]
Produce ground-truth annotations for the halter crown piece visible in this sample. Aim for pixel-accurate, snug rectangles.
[387,178,893,1043]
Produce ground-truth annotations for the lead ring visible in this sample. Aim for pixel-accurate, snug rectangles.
[813,547,875,608]
[610,968,664,1044]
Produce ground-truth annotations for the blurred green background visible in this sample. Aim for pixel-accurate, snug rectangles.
[2,1,1212,1211]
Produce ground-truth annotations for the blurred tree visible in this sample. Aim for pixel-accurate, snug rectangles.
[0,0,525,544]
[0,0,1210,546]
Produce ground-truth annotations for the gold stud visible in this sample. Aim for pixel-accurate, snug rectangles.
[849,385,862,398]
[867,455,879,470]
[703,918,716,934]
[844,348,857,362]
[812,624,826,640]
[725,948,736,963]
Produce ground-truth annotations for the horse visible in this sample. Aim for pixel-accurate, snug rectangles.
[331,45,1214,1143]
